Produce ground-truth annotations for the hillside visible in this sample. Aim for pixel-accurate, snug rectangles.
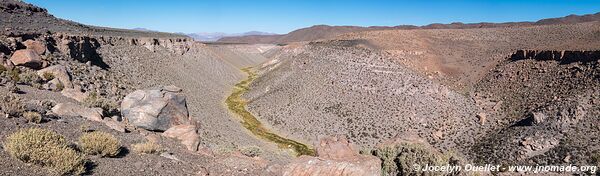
[218,12,600,44]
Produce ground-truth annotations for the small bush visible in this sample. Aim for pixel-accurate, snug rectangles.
[79,131,121,157]
[0,64,6,73]
[19,71,42,86]
[83,92,118,115]
[132,141,163,155]
[42,72,55,80]
[23,111,42,123]
[55,82,64,91]
[240,146,262,157]
[6,68,20,82]
[4,128,86,175]
[0,94,25,117]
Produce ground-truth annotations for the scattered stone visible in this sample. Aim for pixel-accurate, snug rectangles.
[121,85,191,131]
[51,102,103,121]
[477,112,487,125]
[102,118,126,132]
[159,152,181,161]
[9,49,43,69]
[43,78,62,91]
[60,88,88,102]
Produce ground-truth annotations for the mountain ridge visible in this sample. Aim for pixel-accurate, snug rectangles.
[218,12,600,44]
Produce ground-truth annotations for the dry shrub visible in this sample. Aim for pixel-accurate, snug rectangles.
[83,92,118,115]
[0,94,25,117]
[240,146,262,157]
[42,72,55,80]
[79,131,121,157]
[19,71,42,87]
[132,141,163,155]
[23,111,42,123]
[0,64,6,73]
[4,128,86,175]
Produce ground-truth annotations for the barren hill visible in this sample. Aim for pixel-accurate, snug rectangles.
[218,12,600,44]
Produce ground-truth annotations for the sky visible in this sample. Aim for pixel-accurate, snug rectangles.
[25,0,600,34]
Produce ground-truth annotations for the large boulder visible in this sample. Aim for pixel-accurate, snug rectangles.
[162,124,200,151]
[10,49,42,69]
[51,102,103,122]
[282,135,382,176]
[37,65,73,89]
[23,40,47,55]
[121,85,191,131]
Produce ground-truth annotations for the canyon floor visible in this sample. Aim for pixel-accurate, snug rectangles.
[1,0,600,175]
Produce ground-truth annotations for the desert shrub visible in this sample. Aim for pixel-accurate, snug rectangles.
[42,72,55,80]
[4,128,86,175]
[55,81,64,91]
[6,68,20,82]
[83,92,118,116]
[0,64,6,73]
[132,141,163,155]
[240,146,262,157]
[0,94,25,117]
[19,71,42,86]
[373,141,463,176]
[78,131,121,157]
[23,111,42,123]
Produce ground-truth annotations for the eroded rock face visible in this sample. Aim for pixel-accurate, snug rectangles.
[51,102,103,121]
[121,85,191,131]
[9,49,42,68]
[283,135,381,176]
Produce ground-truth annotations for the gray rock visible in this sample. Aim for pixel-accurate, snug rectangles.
[37,65,73,89]
[51,102,103,121]
[121,85,190,131]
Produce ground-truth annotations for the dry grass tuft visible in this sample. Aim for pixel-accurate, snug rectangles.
[132,141,163,155]
[240,146,262,157]
[4,128,86,175]
[0,94,25,118]
[23,111,42,123]
[78,131,121,157]
[42,72,55,80]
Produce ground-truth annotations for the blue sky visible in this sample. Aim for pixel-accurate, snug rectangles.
[25,0,600,34]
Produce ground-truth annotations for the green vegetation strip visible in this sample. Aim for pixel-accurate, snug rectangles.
[226,67,315,156]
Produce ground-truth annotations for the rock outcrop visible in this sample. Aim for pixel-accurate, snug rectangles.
[162,124,200,151]
[121,85,191,131]
[22,39,47,55]
[510,50,600,64]
[51,102,103,122]
[37,65,73,89]
[9,49,42,68]
[282,135,381,176]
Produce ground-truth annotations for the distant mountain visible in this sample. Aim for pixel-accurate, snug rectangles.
[218,12,600,44]
[186,31,277,42]
[131,28,157,32]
